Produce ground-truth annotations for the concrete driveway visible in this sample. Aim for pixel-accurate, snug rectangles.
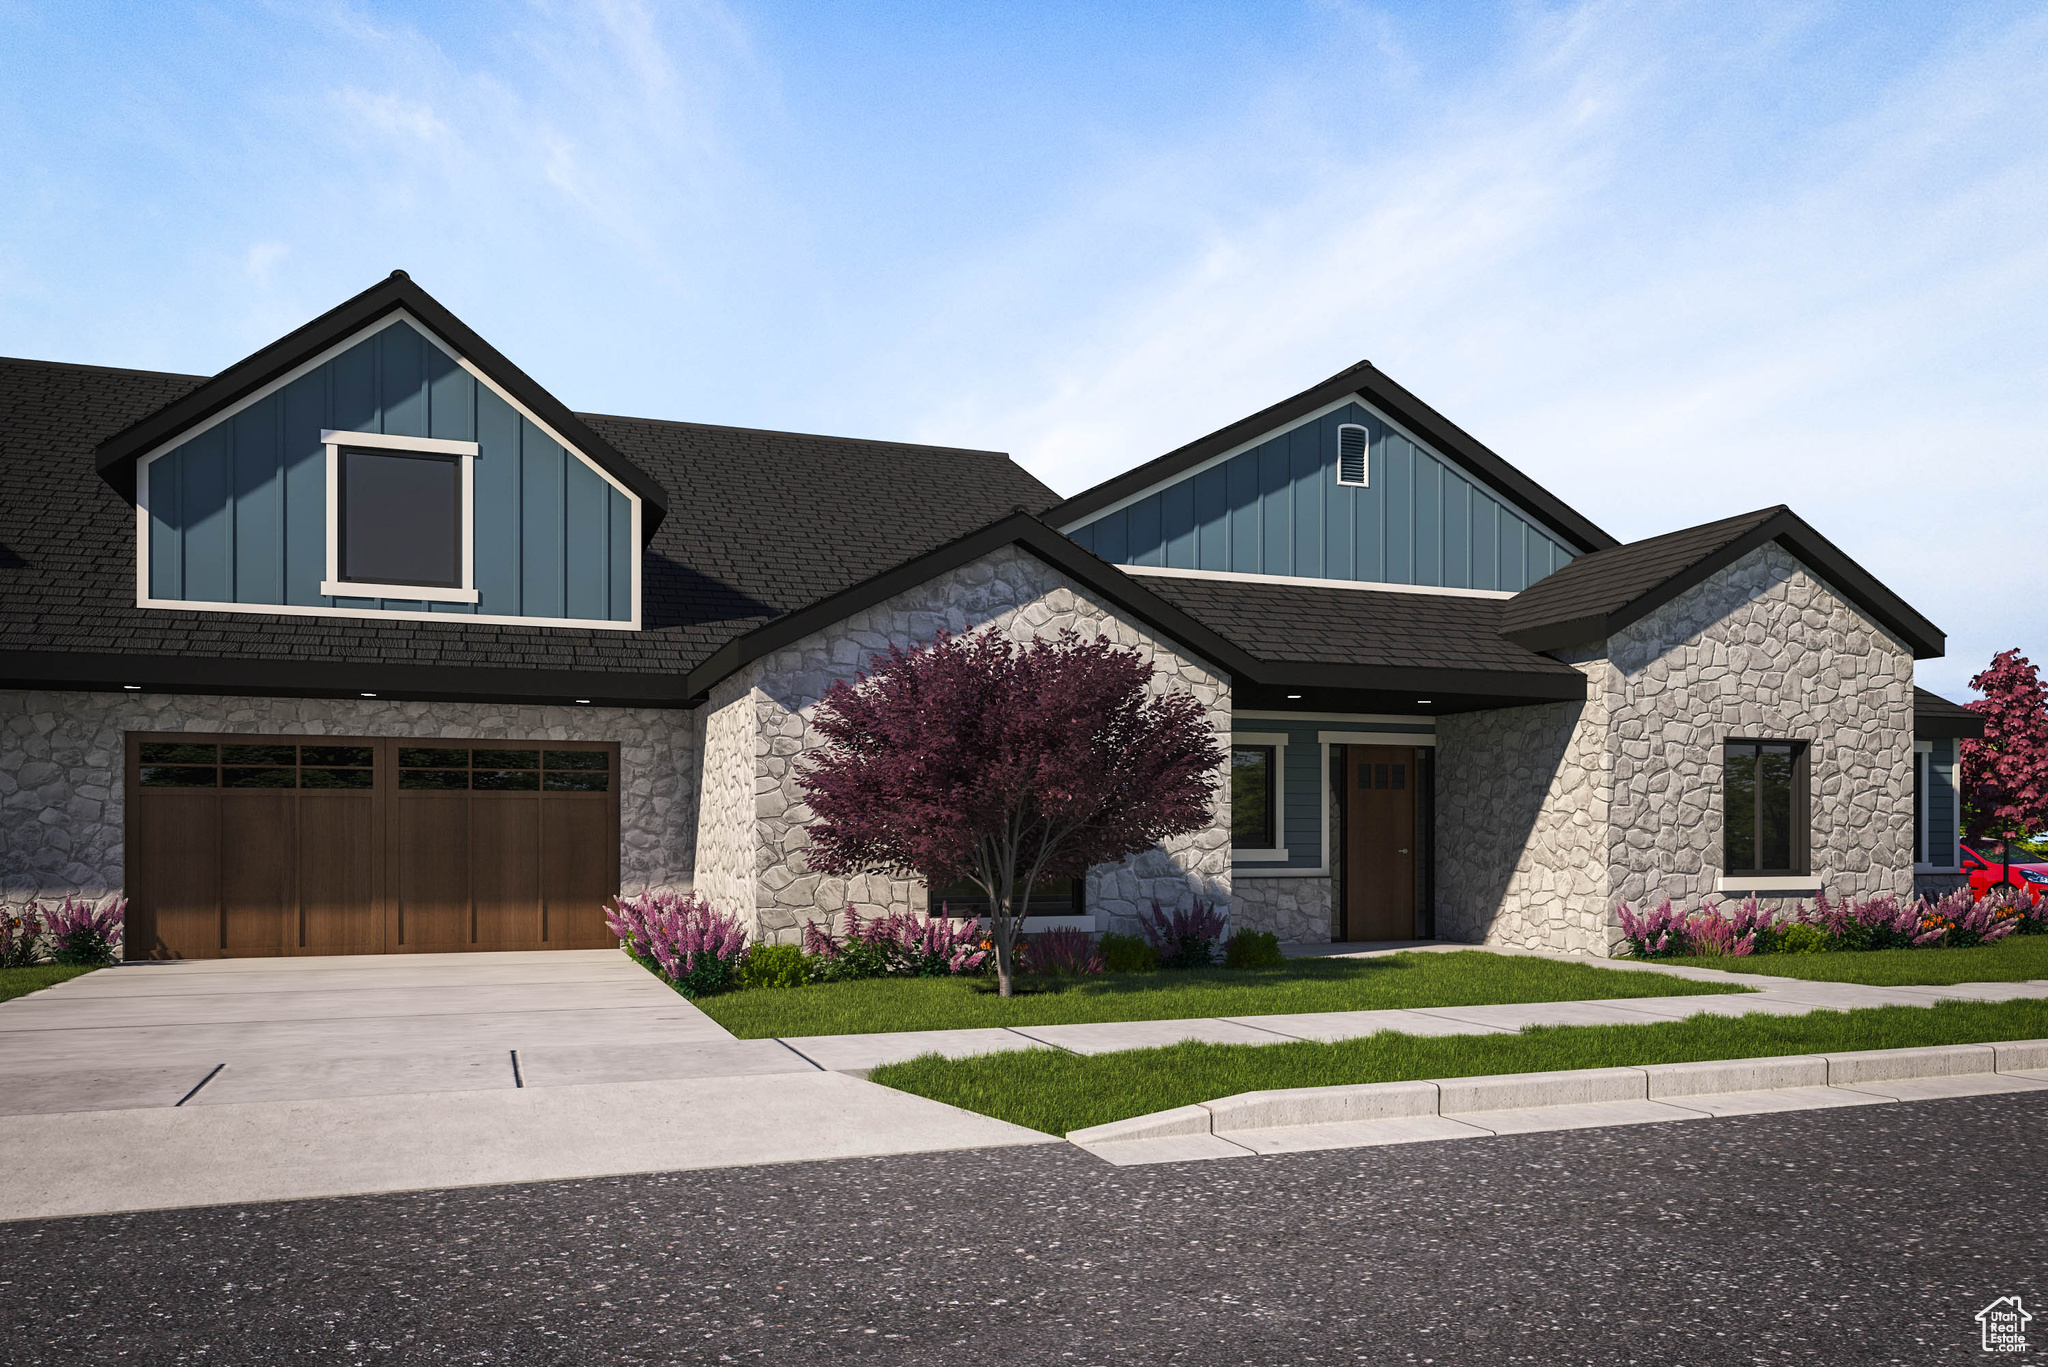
[0,952,1050,1222]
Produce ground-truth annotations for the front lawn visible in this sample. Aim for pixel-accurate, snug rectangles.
[870,997,2048,1134]
[0,965,96,1004]
[692,950,1745,1039]
[1660,934,2048,986]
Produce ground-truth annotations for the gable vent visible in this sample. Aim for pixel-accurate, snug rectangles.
[1336,423,1369,487]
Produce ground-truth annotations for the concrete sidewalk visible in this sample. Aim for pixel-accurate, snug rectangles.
[775,950,2048,1074]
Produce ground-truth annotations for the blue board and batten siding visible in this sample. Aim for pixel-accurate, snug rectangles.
[144,320,634,622]
[1923,739,1958,868]
[1069,403,1575,591]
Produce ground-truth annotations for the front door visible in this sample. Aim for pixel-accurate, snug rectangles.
[1344,746,1416,941]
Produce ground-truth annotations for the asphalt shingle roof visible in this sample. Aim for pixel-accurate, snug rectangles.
[0,356,1059,683]
[1135,574,1583,680]
[1498,506,1785,648]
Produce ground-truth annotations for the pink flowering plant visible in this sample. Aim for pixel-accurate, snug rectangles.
[1,905,48,968]
[45,895,124,966]
[802,907,987,981]
[1616,887,2039,959]
[605,890,749,998]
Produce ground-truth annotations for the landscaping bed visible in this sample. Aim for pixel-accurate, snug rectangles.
[0,965,97,1004]
[869,997,2048,1134]
[1662,933,2048,985]
[692,950,1744,1038]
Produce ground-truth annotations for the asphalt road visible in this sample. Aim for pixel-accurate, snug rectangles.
[3,1092,2043,1365]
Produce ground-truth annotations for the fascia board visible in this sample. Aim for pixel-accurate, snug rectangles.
[0,650,693,709]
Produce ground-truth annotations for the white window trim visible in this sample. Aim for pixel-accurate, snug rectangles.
[1231,732,1291,862]
[1335,422,1370,487]
[319,430,480,604]
[1319,731,1439,747]
[1717,875,1822,894]
[1121,564,1517,601]
[132,307,644,632]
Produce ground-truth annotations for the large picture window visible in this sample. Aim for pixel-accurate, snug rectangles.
[1231,744,1277,849]
[925,875,1086,918]
[340,449,461,588]
[1724,740,1809,876]
[320,428,479,603]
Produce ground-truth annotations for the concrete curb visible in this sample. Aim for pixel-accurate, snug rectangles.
[1066,1038,2048,1151]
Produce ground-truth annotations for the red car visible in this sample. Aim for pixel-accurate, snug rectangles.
[1960,841,2048,898]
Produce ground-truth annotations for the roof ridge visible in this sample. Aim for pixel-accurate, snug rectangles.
[580,410,1012,459]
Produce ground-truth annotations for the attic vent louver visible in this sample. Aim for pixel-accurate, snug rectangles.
[1336,423,1369,487]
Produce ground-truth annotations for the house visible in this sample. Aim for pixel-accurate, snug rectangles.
[0,272,1981,958]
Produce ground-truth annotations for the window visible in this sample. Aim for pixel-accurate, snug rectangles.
[1336,423,1369,487]
[926,875,1086,918]
[1723,740,1809,876]
[1232,745,1277,848]
[341,450,460,587]
[397,746,611,792]
[320,429,479,603]
[136,741,376,789]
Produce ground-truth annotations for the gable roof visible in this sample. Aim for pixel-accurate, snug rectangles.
[1914,687,1984,740]
[90,271,673,535]
[0,355,1060,706]
[1498,506,1946,659]
[682,513,1586,713]
[1045,359,1619,555]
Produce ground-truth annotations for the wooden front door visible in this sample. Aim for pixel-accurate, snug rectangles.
[1344,746,1417,942]
[125,734,620,959]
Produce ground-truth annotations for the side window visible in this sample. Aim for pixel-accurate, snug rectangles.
[321,429,479,603]
[1231,745,1277,849]
[1724,740,1810,876]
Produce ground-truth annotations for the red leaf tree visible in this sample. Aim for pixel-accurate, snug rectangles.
[798,628,1224,997]
[1962,649,2048,855]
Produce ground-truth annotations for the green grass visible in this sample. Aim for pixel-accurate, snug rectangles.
[0,965,96,1003]
[870,998,2048,1134]
[692,950,1745,1039]
[1660,933,2048,986]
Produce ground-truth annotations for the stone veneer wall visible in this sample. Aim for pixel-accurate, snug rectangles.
[1435,544,1915,955]
[1435,660,1610,953]
[691,545,1233,943]
[0,690,699,917]
[1231,876,1333,943]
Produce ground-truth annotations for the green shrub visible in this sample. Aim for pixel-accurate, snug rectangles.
[1098,932,1156,973]
[738,941,812,989]
[1223,930,1284,969]
[1774,922,1829,955]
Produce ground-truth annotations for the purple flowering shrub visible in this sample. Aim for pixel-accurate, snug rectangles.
[1139,898,1228,969]
[1022,926,1104,976]
[802,908,987,981]
[44,896,124,966]
[605,891,749,997]
[1,905,48,968]
[1616,887,2036,958]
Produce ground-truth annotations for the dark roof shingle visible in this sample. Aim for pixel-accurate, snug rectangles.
[0,356,1058,701]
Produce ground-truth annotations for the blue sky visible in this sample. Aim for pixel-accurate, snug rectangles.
[3,1,2044,698]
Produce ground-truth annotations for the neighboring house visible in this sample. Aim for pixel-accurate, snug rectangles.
[0,272,1982,958]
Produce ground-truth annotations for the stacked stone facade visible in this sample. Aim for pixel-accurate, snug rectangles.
[0,690,700,914]
[690,545,1235,943]
[1437,544,1915,954]
[1231,876,1335,943]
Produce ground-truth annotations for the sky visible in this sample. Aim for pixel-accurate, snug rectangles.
[2,0,2044,699]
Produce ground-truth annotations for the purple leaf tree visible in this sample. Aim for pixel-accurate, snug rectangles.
[798,627,1224,997]
[1962,650,2048,864]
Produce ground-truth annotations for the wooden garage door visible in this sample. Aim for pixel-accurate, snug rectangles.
[125,734,620,959]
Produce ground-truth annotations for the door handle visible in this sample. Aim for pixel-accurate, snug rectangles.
[1397,849,1409,855]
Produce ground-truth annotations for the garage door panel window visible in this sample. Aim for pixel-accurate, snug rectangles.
[396,746,611,792]
[137,742,376,790]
